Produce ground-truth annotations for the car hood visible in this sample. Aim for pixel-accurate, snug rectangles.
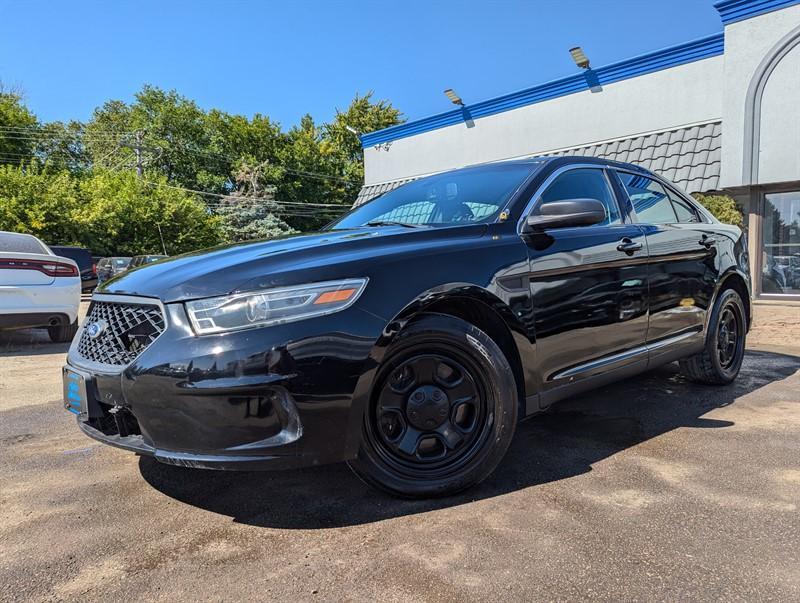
[100,225,488,303]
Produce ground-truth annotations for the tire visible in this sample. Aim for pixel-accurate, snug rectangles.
[348,314,518,498]
[679,288,746,385]
[48,320,78,343]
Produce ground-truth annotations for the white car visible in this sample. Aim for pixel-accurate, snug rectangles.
[0,231,81,342]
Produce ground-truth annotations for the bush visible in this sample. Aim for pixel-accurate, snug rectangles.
[0,163,83,245]
[0,165,222,256]
[77,171,222,256]
[692,193,743,227]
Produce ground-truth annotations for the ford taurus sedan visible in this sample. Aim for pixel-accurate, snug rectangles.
[63,157,750,498]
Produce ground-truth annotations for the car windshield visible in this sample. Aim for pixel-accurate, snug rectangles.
[330,163,538,229]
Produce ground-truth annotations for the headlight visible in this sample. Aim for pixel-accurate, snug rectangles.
[185,278,368,335]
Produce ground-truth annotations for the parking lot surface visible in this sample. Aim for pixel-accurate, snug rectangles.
[1,303,799,602]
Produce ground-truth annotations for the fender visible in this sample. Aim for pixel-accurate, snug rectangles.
[704,267,752,337]
[342,283,537,458]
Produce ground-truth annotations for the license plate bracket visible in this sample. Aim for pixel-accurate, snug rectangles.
[63,366,90,419]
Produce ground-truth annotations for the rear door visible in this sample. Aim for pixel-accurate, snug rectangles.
[614,171,718,345]
[522,166,649,394]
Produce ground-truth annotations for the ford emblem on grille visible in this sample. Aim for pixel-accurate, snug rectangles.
[86,319,107,340]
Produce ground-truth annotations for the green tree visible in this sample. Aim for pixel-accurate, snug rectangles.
[322,91,403,197]
[692,193,744,227]
[0,89,38,165]
[34,121,91,173]
[217,161,296,242]
[77,170,222,256]
[86,86,238,194]
[0,163,83,245]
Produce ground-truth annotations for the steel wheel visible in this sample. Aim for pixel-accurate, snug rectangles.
[716,306,740,369]
[679,287,747,385]
[350,314,518,498]
[367,351,491,477]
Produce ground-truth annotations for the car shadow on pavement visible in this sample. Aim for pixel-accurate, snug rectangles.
[0,328,70,356]
[139,350,800,529]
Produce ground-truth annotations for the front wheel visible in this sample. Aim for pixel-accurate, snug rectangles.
[348,314,518,498]
[679,288,747,384]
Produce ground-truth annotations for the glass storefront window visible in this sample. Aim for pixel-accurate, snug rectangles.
[761,191,800,295]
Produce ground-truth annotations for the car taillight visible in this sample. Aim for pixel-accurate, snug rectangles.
[0,259,79,277]
[92,263,97,274]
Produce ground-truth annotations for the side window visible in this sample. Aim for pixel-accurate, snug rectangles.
[536,168,621,225]
[617,172,677,224]
[666,189,701,223]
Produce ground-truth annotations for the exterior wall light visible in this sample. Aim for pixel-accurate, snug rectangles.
[569,46,591,69]
[444,89,464,106]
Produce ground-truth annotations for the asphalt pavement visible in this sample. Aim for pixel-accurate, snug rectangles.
[1,305,798,602]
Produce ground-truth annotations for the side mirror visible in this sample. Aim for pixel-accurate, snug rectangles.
[524,198,607,232]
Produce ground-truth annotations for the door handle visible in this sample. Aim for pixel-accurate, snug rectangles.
[699,235,717,248]
[617,238,643,254]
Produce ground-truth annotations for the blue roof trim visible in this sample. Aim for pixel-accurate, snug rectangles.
[361,33,725,148]
[714,0,800,25]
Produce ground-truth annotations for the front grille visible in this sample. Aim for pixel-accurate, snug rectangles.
[76,300,166,366]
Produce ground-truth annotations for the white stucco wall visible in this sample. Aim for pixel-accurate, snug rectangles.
[364,2,800,190]
[758,41,800,183]
[364,56,724,185]
[719,3,800,187]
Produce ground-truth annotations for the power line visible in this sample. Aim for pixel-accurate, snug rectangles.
[1,126,360,185]
[165,140,360,184]
[138,179,348,208]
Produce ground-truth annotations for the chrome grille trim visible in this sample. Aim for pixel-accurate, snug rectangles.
[73,294,167,368]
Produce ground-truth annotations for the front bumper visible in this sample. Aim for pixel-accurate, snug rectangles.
[67,298,384,470]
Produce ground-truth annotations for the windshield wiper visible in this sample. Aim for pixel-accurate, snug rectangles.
[365,220,425,229]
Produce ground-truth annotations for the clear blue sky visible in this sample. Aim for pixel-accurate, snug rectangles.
[0,0,723,129]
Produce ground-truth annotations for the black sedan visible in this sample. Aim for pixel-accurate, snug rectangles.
[63,157,750,498]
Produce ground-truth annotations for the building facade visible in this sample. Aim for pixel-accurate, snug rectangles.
[357,0,800,304]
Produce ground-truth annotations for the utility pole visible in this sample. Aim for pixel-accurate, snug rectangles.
[120,129,151,177]
[134,130,144,178]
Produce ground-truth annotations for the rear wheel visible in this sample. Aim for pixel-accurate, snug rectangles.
[679,288,746,384]
[48,320,78,343]
[348,314,518,498]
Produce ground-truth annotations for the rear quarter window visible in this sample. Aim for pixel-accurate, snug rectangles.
[617,172,677,225]
[666,189,703,223]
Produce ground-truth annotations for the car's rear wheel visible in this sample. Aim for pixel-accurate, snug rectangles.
[48,320,78,343]
[679,288,746,384]
[348,314,518,498]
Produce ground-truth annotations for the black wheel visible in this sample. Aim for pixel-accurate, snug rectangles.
[679,288,746,385]
[48,320,78,343]
[348,314,518,498]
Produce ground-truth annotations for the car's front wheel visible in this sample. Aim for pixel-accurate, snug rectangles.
[348,314,518,498]
[679,288,747,384]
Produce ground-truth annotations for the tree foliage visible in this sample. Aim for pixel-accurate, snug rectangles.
[0,89,38,161]
[0,85,403,253]
[0,164,221,256]
[217,162,297,242]
[692,193,744,227]
[76,170,222,256]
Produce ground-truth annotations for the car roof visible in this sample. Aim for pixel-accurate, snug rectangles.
[525,155,652,173]
[458,155,654,177]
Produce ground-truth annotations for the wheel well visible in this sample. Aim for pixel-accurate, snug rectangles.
[419,297,526,412]
[719,272,751,330]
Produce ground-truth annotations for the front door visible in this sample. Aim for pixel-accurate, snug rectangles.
[523,166,649,396]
